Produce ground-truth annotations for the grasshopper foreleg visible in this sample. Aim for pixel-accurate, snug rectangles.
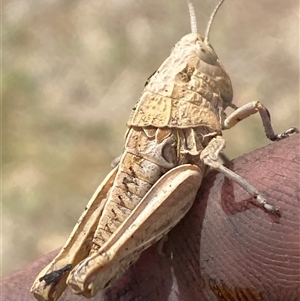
[200,136,281,216]
[223,101,299,141]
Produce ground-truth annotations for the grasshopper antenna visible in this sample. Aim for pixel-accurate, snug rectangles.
[187,0,198,33]
[204,0,225,44]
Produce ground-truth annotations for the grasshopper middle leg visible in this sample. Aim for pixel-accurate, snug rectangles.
[200,135,281,216]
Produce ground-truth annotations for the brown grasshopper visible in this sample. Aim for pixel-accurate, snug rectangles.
[31,0,298,300]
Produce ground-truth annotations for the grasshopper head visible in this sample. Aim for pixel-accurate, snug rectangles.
[195,33,233,109]
[186,0,234,109]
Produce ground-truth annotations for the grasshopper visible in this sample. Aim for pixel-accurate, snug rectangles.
[31,0,299,300]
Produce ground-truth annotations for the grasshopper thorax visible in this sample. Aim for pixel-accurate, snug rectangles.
[127,0,233,130]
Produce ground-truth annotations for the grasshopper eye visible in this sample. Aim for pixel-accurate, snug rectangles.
[195,41,218,65]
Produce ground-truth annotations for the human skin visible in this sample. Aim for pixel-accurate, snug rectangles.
[1,134,299,301]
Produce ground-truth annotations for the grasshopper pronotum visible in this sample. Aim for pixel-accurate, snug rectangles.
[31,0,298,300]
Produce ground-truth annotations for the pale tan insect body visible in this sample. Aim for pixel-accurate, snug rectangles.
[31,1,298,300]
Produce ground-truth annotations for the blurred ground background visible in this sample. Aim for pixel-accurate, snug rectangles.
[2,0,299,275]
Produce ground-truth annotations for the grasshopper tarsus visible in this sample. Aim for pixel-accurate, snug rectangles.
[256,195,281,217]
[268,206,281,218]
[269,127,299,142]
[263,204,281,218]
[39,264,73,285]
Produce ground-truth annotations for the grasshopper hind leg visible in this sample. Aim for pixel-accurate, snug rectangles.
[67,164,203,296]
[200,135,281,217]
